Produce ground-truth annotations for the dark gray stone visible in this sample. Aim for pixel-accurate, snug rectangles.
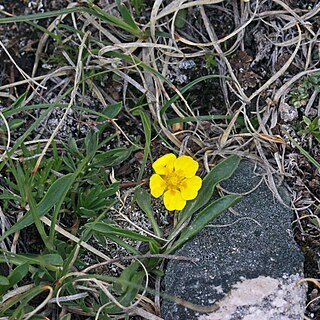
[161,161,306,320]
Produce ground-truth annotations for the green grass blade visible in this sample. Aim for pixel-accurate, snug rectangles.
[104,234,141,255]
[0,6,89,24]
[167,195,241,254]
[89,3,143,37]
[1,285,50,317]
[175,155,241,229]
[117,0,140,32]
[166,115,231,125]
[134,187,162,237]
[0,173,74,241]
[27,189,51,250]
[105,271,145,314]
[161,75,229,116]
[48,154,97,245]
[87,222,160,249]
[0,251,63,271]
[91,146,138,167]
[135,110,151,181]
[283,128,320,170]
[0,276,9,286]
[0,263,29,296]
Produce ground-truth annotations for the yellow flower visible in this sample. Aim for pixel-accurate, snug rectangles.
[149,154,202,211]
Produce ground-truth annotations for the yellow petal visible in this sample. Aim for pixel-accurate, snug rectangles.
[180,176,202,200]
[150,174,166,198]
[163,189,186,211]
[174,155,199,178]
[152,153,176,175]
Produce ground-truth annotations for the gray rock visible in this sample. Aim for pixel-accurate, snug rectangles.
[161,161,306,320]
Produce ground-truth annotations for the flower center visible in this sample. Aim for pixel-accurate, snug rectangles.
[165,172,184,189]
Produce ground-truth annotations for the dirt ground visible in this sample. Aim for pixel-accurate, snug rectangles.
[1,0,320,319]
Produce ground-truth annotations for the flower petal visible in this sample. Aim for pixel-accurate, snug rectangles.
[174,155,199,178]
[180,176,202,200]
[163,189,186,211]
[150,174,166,198]
[152,153,176,175]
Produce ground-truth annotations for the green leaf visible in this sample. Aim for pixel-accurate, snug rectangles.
[0,173,74,241]
[60,244,81,277]
[0,6,85,24]
[97,102,123,133]
[36,173,73,218]
[131,0,142,15]
[314,134,320,144]
[37,254,63,266]
[8,119,25,130]
[87,222,160,249]
[0,276,9,286]
[134,187,162,237]
[0,263,29,295]
[0,252,63,271]
[178,155,241,223]
[27,187,50,250]
[79,207,96,217]
[101,102,123,119]
[79,183,119,211]
[92,146,135,167]
[89,3,143,37]
[10,91,28,109]
[2,285,49,317]
[135,110,151,181]
[117,0,140,31]
[85,129,99,158]
[174,9,187,28]
[68,137,81,157]
[167,195,241,253]
[114,261,140,294]
[5,161,28,208]
[100,234,140,255]
[302,116,311,125]
[107,269,145,314]
[149,241,160,254]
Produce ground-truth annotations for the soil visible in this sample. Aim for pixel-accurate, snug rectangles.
[1,0,320,319]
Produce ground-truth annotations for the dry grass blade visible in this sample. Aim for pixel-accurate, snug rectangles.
[249,24,302,101]
[155,0,224,21]
[82,254,198,274]
[273,68,320,105]
[234,133,286,144]
[176,0,257,48]
[99,42,183,56]
[40,216,124,269]
[199,6,250,103]
[32,3,79,77]
[81,13,121,44]
[272,0,315,36]
[0,66,74,92]
[0,111,10,161]
[220,105,244,146]
[0,40,46,90]
[24,285,53,320]
[298,278,320,288]
[1,284,34,304]
[128,307,164,320]
[48,292,89,304]
[32,31,90,174]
